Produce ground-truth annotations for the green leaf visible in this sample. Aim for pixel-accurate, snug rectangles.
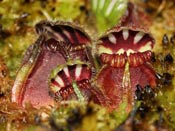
[91,0,128,34]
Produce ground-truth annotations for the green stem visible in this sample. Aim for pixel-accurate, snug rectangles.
[72,81,85,102]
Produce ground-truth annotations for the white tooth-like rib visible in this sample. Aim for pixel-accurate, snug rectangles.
[117,49,125,55]
[45,26,64,41]
[139,41,152,52]
[63,30,71,40]
[55,76,65,87]
[108,33,116,44]
[75,65,82,79]
[63,66,70,77]
[126,49,134,56]
[122,29,129,40]
[134,32,145,44]
[98,45,113,54]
